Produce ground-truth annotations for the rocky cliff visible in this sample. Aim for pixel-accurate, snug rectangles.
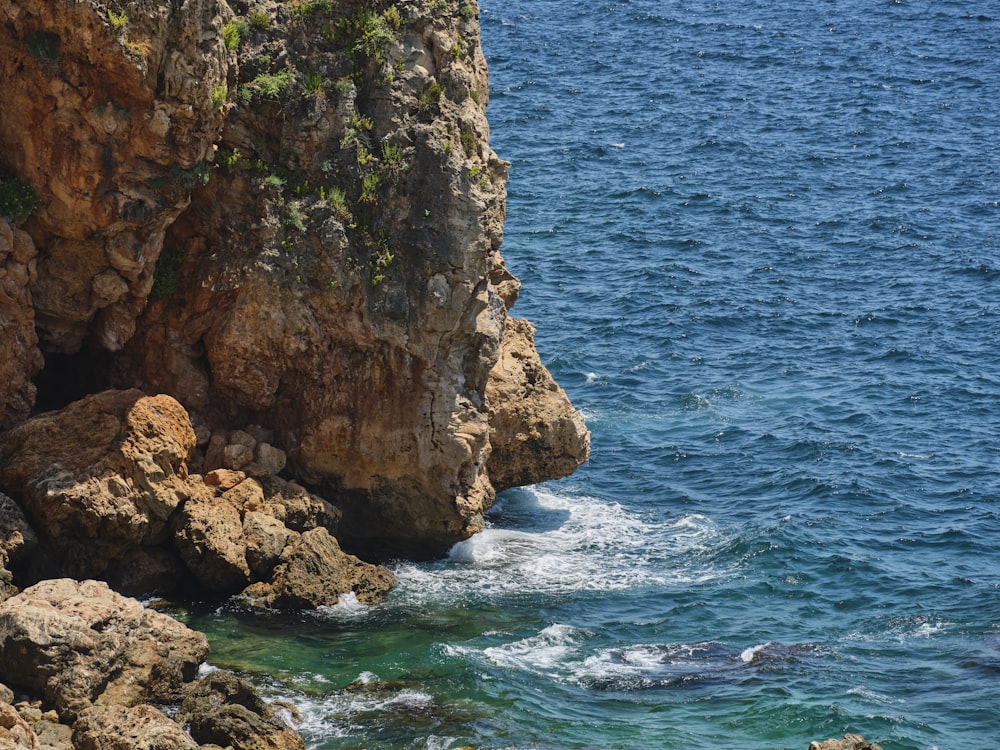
[0,0,589,592]
[0,1,587,745]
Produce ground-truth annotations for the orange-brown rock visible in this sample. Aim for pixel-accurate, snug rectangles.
[0,390,198,579]
[0,0,232,353]
[0,221,43,430]
[241,527,395,609]
[0,0,588,563]
[487,317,591,491]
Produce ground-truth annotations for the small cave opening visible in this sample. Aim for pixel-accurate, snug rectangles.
[32,346,114,413]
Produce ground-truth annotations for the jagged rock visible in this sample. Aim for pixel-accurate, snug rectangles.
[172,490,251,592]
[176,672,304,750]
[0,492,36,566]
[0,491,37,599]
[31,718,74,750]
[241,512,292,577]
[808,734,883,750]
[258,477,340,534]
[0,579,208,721]
[0,390,199,580]
[487,317,591,491]
[0,701,39,749]
[0,221,43,430]
[242,528,394,609]
[0,0,232,353]
[109,0,586,559]
[72,704,199,750]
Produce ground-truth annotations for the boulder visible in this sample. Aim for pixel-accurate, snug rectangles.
[176,672,304,750]
[242,528,394,609]
[0,702,39,750]
[0,390,199,579]
[72,704,198,750]
[0,579,208,721]
[486,317,591,491]
[172,491,251,592]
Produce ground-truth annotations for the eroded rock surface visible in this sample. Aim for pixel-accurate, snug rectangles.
[0,391,394,606]
[0,0,587,564]
[807,735,883,750]
[0,579,207,721]
[487,317,590,492]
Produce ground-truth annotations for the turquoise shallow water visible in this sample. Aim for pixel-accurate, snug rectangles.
[186,1,1000,747]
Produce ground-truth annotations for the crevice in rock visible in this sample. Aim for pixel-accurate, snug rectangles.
[31,346,113,413]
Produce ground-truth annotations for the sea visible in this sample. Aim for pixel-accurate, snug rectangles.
[183,1,1000,748]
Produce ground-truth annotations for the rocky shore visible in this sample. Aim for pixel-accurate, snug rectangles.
[0,0,588,745]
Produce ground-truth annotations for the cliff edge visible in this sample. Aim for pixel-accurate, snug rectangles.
[0,0,589,579]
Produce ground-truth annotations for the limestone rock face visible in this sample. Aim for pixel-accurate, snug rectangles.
[0,390,198,579]
[0,0,232,353]
[0,579,208,721]
[487,318,591,491]
[0,221,43,429]
[0,0,588,563]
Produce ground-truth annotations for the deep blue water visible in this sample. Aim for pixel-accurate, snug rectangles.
[186,1,1000,748]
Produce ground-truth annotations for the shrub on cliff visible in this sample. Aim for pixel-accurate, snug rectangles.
[0,178,38,222]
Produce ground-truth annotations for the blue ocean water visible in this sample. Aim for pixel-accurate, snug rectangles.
[186,1,1000,748]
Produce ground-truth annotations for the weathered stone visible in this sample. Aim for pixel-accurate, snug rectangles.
[242,512,293,578]
[0,579,208,721]
[176,672,304,750]
[172,492,251,591]
[72,704,199,750]
[203,469,247,491]
[260,477,340,534]
[487,317,591,492]
[0,391,198,579]
[245,443,286,479]
[0,491,36,566]
[0,702,39,749]
[808,735,883,750]
[28,719,72,750]
[0,221,43,429]
[0,0,232,354]
[242,528,394,609]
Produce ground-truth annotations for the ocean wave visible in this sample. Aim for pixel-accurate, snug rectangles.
[390,488,728,607]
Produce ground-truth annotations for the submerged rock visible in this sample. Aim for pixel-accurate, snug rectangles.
[808,734,883,750]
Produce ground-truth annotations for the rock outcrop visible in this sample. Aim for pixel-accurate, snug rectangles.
[0,579,207,721]
[0,390,394,605]
[487,317,590,492]
[0,0,588,566]
[0,579,306,749]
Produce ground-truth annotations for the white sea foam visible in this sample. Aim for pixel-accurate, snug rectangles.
[739,642,773,664]
[479,624,589,674]
[391,487,727,606]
